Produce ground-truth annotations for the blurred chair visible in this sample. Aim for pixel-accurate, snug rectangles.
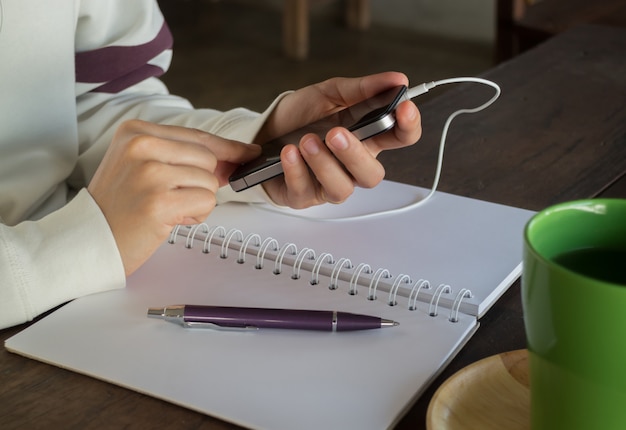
[495,0,626,62]
[284,0,370,60]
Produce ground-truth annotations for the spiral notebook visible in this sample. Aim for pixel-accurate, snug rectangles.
[6,180,534,430]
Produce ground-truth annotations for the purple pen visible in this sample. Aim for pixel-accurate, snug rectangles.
[147,305,399,332]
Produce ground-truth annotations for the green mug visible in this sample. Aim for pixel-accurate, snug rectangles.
[522,199,626,429]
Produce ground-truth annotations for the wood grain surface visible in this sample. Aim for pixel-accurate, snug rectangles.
[2,24,625,430]
[426,349,529,430]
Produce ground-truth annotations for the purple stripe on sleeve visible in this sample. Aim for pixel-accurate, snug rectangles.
[92,64,166,93]
[75,22,174,93]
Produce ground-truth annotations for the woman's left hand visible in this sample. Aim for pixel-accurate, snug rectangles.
[257,72,422,208]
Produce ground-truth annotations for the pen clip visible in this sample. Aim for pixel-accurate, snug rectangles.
[183,321,259,332]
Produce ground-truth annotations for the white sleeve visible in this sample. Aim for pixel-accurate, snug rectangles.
[73,81,287,205]
[0,0,287,329]
[72,0,285,204]
[0,189,125,329]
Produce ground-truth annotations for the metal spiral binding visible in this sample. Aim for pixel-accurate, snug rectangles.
[329,258,352,290]
[428,284,452,317]
[408,279,430,311]
[167,224,467,322]
[184,223,208,249]
[220,229,243,259]
[203,226,226,254]
[255,237,279,269]
[367,268,391,301]
[388,274,411,306]
[238,233,261,264]
[348,263,372,295]
[273,243,297,275]
[449,289,473,322]
[292,248,316,279]
[310,253,334,285]
[168,225,182,244]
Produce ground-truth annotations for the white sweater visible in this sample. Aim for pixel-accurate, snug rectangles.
[0,0,275,328]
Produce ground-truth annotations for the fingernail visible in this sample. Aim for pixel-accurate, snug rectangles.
[283,146,299,164]
[407,103,418,121]
[301,137,321,155]
[329,131,349,151]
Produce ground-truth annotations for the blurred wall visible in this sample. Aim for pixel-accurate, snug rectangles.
[258,0,495,44]
[370,0,494,44]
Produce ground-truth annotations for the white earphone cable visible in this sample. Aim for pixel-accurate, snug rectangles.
[253,77,501,222]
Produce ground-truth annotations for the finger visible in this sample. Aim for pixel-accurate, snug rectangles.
[165,188,218,226]
[323,128,385,190]
[299,134,357,202]
[263,144,322,208]
[122,164,219,226]
[120,120,262,165]
[138,187,218,227]
[280,143,323,206]
[365,100,421,153]
[389,100,422,147]
[161,163,220,192]
[122,134,219,175]
[112,185,218,273]
[265,72,410,139]
[308,72,410,111]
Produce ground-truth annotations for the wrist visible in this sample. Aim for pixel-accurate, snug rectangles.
[253,90,294,145]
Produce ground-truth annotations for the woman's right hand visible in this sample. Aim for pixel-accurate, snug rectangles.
[87,120,261,276]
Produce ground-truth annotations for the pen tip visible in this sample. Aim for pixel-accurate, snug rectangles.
[147,305,185,320]
[147,308,165,318]
[381,319,399,328]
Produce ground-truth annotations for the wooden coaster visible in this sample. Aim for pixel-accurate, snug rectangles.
[427,349,530,430]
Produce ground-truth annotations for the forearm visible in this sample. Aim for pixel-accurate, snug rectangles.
[75,81,290,204]
[73,0,287,205]
[0,189,125,329]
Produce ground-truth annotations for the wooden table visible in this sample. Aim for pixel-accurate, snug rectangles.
[2,24,625,430]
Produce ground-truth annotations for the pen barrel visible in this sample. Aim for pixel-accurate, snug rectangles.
[183,306,382,331]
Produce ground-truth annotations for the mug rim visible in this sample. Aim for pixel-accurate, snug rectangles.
[524,198,626,287]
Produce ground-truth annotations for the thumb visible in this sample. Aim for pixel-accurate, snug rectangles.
[212,142,262,186]
[192,128,262,164]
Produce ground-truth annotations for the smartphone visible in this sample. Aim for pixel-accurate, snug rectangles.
[229,84,408,192]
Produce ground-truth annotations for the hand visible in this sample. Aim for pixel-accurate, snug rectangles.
[87,120,261,275]
[257,72,421,208]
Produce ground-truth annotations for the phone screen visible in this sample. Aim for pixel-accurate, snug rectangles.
[229,84,407,192]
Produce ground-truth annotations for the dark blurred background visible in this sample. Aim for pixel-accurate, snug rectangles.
[157,0,494,112]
